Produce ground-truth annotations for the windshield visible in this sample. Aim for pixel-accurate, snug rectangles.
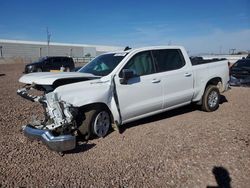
[78,53,127,76]
[232,60,250,68]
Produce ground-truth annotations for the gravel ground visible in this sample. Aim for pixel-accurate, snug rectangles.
[0,63,249,187]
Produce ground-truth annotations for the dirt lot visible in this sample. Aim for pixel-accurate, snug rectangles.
[0,63,249,187]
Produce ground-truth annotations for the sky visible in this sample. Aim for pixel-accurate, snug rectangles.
[0,0,249,54]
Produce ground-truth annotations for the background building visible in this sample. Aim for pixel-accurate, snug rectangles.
[0,39,123,62]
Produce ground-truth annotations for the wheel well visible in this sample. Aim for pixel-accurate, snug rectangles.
[205,77,222,89]
[79,103,114,123]
[196,77,222,105]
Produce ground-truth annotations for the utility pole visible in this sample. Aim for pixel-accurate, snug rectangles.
[70,48,73,57]
[230,48,236,55]
[47,27,51,56]
[0,46,2,58]
[39,47,42,57]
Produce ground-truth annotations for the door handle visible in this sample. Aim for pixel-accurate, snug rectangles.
[184,73,192,77]
[152,79,161,83]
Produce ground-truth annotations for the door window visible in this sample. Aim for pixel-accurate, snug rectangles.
[54,57,62,64]
[152,49,185,72]
[45,58,53,65]
[62,58,68,66]
[121,51,155,77]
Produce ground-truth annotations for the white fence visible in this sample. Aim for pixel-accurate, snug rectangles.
[202,54,248,64]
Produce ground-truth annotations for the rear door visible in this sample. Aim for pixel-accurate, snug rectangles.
[115,50,163,122]
[45,57,60,71]
[62,57,69,68]
[54,57,62,70]
[44,58,54,71]
[152,49,194,108]
[63,58,74,70]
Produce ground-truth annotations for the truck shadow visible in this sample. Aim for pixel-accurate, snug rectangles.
[207,166,232,188]
[65,95,228,154]
[119,95,228,134]
[64,143,96,154]
[219,95,228,104]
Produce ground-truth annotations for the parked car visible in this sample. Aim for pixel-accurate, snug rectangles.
[24,56,75,73]
[17,46,230,152]
[230,59,250,78]
[229,59,250,86]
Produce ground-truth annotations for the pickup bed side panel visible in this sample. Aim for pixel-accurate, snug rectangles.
[192,60,229,102]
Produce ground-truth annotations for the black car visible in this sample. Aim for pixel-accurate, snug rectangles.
[24,56,75,73]
[230,59,250,86]
[230,59,250,78]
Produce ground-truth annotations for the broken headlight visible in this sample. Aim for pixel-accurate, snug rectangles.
[44,92,75,130]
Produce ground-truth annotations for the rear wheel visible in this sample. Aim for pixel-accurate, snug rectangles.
[78,107,111,140]
[201,85,220,112]
[65,67,70,72]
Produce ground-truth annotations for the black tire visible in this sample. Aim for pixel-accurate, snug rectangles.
[201,85,220,112]
[65,67,70,72]
[78,107,111,140]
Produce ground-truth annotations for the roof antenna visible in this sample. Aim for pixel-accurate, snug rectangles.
[124,46,131,51]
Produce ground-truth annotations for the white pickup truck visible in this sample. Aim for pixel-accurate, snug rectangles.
[17,46,230,152]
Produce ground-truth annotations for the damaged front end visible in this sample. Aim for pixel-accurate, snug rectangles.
[17,85,78,152]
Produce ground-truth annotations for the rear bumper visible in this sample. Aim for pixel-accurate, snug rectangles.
[23,125,76,152]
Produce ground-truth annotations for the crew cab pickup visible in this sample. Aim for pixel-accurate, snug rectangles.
[17,46,230,152]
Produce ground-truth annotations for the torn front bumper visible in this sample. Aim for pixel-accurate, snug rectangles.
[17,87,42,102]
[23,125,76,152]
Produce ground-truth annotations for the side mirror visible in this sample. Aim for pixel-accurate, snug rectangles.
[120,69,135,84]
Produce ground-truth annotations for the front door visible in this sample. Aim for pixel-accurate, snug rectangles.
[115,51,163,122]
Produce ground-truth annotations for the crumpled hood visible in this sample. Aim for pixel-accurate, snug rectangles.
[54,79,112,106]
[19,72,99,85]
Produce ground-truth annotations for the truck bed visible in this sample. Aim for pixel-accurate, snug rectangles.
[190,59,229,102]
[190,56,227,66]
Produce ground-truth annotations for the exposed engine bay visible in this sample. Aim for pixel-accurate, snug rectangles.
[17,85,83,153]
[17,85,78,152]
[16,74,106,152]
[17,71,121,153]
[17,85,78,133]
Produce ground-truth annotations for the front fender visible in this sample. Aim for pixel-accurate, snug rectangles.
[54,80,121,124]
